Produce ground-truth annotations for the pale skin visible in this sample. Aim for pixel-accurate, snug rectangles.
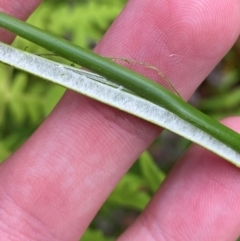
[0,0,240,240]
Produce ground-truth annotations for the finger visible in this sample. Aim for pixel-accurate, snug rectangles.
[117,117,240,241]
[0,0,239,240]
[95,0,240,100]
[0,0,42,43]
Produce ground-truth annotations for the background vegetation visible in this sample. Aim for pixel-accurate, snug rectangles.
[0,0,239,240]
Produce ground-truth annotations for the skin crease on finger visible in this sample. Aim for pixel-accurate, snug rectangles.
[0,0,239,240]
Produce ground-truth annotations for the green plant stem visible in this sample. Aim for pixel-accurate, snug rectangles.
[0,12,239,154]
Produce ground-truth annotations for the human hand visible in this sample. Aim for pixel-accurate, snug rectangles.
[0,0,240,240]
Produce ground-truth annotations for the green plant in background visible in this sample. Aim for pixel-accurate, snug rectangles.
[199,67,240,119]
[0,63,64,160]
[0,0,127,162]
[107,152,165,211]
[81,229,114,241]
[194,41,240,120]
[14,0,127,51]
[86,151,165,239]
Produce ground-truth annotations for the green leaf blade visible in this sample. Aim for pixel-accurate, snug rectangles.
[0,12,239,166]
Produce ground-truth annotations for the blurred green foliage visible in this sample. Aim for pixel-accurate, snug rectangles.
[197,44,240,120]
[0,0,239,240]
[88,151,165,239]
[0,0,127,161]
